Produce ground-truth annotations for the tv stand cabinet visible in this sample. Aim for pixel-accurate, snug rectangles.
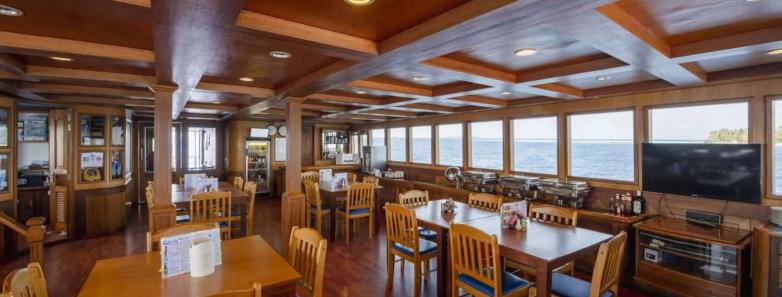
[634,217,752,297]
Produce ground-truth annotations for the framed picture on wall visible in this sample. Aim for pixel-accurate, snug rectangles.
[18,113,49,142]
[110,150,124,180]
[80,151,104,183]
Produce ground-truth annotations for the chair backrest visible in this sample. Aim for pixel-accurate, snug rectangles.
[302,171,319,182]
[202,283,262,297]
[146,223,217,252]
[346,172,357,183]
[2,262,48,297]
[385,203,419,252]
[529,204,577,227]
[288,227,328,297]
[468,193,502,212]
[589,231,627,297]
[449,223,501,297]
[362,176,379,188]
[304,180,322,208]
[233,176,244,190]
[398,190,429,207]
[243,181,257,235]
[190,191,232,237]
[346,183,374,210]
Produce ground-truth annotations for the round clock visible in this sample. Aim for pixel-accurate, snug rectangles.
[278,125,287,137]
[267,124,277,136]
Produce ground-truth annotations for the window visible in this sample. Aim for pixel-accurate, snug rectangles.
[513,116,557,174]
[389,127,407,162]
[470,121,503,170]
[371,129,385,147]
[649,101,749,143]
[144,126,177,172]
[568,110,634,181]
[187,127,217,170]
[773,98,782,194]
[437,123,463,166]
[411,125,432,164]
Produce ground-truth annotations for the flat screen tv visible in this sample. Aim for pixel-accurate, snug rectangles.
[642,143,761,203]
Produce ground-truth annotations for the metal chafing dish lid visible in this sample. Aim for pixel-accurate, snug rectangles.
[539,178,588,189]
[462,171,498,179]
[499,175,539,182]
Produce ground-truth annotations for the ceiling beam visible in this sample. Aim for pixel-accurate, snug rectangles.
[0,81,47,101]
[449,96,508,108]
[401,103,455,114]
[346,79,433,97]
[22,83,154,99]
[356,109,418,118]
[26,65,155,86]
[194,82,274,97]
[0,53,27,79]
[671,25,782,63]
[304,92,383,106]
[515,56,631,85]
[0,31,154,63]
[301,103,347,112]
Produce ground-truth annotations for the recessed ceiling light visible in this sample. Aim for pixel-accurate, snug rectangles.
[239,77,254,82]
[345,0,374,6]
[412,75,427,81]
[355,90,366,94]
[49,56,73,62]
[0,5,23,17]
[595,76,612,81]
[745,0,767,2]
[768,49,782,55]
[514,48,537,57]
[269,51,291,59]
[501,91,513,96]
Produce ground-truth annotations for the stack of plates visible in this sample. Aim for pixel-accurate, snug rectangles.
[771,207,782,226]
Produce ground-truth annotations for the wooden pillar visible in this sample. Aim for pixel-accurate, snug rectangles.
[282,98,306,244]
[148,85,177,233]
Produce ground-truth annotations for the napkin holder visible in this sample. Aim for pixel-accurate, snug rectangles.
[190,238,216,277]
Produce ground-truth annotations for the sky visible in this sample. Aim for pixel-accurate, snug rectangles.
[650,102,747,141]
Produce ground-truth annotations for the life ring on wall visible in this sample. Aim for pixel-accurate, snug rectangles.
[82,168,102,182]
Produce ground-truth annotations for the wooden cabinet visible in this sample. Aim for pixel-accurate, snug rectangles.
[754,224,782,297]
[17,187,49,225]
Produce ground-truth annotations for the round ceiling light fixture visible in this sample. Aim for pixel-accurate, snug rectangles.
[514,48,537,57]
[501,91,513,96]
[0,5,23,17]
[355,90,367,94]
[49,56,74,62]
[345,0,375,6]
[595,76,612,81]
[768,48,782,55]
[269,51,292,59]
[412,75,427,81]
[239,77,254,82]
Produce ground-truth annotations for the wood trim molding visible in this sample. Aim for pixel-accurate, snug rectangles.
[0,31,154,63]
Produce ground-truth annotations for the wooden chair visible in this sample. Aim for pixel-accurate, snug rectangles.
[190,191,233,240]
[335,183,374,243]
[2,262,48,297]
[147,183,189,224]
[547,232,627,297]
[346,172,357,183]
[288,226,328,297]
[304,180,330,234]
[449,223,532,297]
[385,203,438,297]
[362,175,380,188]
[398,190,437,241]
[146,223,217,252]
[302,171,320,183]
[468,193,503,212]
[243,181,257,236]
[508,204,578,278]
[203,283,262,297]
[233,176,244,190]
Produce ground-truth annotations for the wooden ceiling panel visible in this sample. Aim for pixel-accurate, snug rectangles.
[203,29,340,89]
[189,90,255,107]
[478,89,537,100]
[242,0,469,41]
[695,52,782,73]
[443,26,603,72]
[372,65,462,87]
[559,69,659,90]
[617,0,782,45]
[0,0,153,50]
[13,51,155,76]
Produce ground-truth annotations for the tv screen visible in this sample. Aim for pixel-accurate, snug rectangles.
[642,143,761,203]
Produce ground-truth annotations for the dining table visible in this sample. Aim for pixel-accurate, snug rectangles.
[318,181,384,241]
[171,182,250,234]
[78,235,301,297]
[411,200,613,297]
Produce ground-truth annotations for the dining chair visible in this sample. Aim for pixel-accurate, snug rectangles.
[547,232,627,297]
[243,181,257,236]
[2,262,48,297]
[146,223,217,252]
[385,203,437,297]
[288,226,328,297]
[304,180,330,234]
[362,175,380,188]
[190,191,233,240]
[233,176,244,190]
[335,182,374,243]
[302,171,320,183]
[449,222,532,297]
[398,190,437,240]
[508,204,578,277]
[203,283,262,297]
[346,172,357,183]
[468,193,503,212]
[146,183,189,224]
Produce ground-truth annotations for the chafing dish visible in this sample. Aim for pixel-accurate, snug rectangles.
[537,178,590,208]
[462,171,498,193]
[498,175,539,199]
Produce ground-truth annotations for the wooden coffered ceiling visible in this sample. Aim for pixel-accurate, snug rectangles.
[0,0,780,123]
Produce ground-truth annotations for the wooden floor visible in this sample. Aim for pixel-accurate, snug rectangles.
[0,199,654,297]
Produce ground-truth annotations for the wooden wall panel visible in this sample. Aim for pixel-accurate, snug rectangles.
[74,185,128,238]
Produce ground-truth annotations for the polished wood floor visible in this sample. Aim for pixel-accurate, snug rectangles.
[0,199,654,297]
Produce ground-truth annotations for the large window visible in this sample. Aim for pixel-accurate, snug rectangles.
[437,123,463,166]
[513,116,558,175]
[649,101,749,143]
[411,126,432,164]
[470,121,503,170]
[773,99,782,195]
[187,127,217,170]
[389,127,407,162]
[568,110,634,181]
[371,129,385,147]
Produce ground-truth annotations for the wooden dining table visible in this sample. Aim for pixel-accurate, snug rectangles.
[318,181,383,241]
[171,182,250,234]
[411,200,613,297]
[78,235,301,297]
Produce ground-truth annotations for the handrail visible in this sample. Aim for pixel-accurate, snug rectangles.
[0,211,46,265]
[0,211,26,236]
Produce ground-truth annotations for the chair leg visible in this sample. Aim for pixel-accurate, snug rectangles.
[368,214,374,240]
[423,259,430,282]
[386,252,394,290]
[414,258,422,297]
[316,212,322,234]
[344,217,350,243]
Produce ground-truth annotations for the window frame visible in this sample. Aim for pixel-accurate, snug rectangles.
[410,125,433,165]
[186,126,218,171]
[767,96,782,198]
[566,108,637,184]
[510,114,559,177]
[468,120,505,171]
[435,122,464,168]
[388,127,407,163]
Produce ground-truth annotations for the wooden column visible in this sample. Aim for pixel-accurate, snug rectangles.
[148,85,177,233]
[281,98,306,244]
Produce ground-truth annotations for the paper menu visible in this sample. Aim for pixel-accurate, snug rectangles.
[319,169,333,182]
[184,173,207,189]
[160,228,222,278]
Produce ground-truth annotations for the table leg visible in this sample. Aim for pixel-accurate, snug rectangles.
[241,203,248,236]
[374,188,382,235]
[535,262,552,297]
[436,226,449,297]
[329,196,337,242]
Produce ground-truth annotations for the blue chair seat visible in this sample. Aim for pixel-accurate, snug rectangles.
[551,272,613,297]
[457,269,530,296]
[175,215,190,223]
[336,206,370,216]
[392,239,438,257]
[218,221,230,228]
[230,209,242,217]
[309,204,330,211]
[418,227,437,240]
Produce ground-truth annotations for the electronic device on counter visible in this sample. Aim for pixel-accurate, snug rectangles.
[498,175,539,199]
[462,171,498,193]
[18,169,49,187]
[685,209,722,228]
[643,248,661,263]
[335,153,360,165]
[537,178,589,208]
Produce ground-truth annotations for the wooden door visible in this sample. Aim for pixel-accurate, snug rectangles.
[137,122,181,204]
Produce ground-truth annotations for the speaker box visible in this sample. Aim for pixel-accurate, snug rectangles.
[685,210,722,227]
